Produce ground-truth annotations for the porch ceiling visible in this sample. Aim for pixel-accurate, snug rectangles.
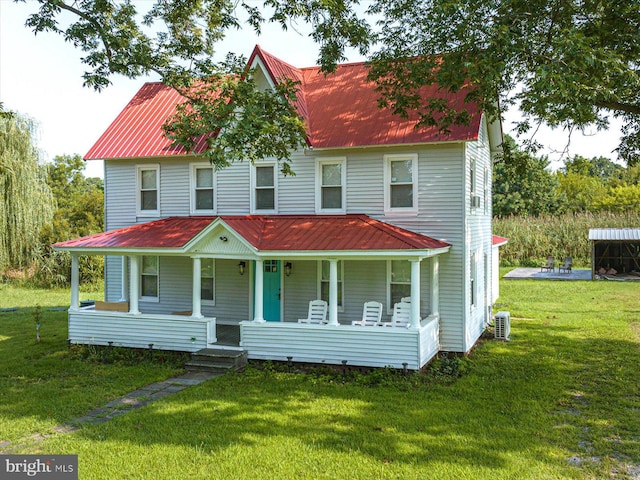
[53,214,451,258]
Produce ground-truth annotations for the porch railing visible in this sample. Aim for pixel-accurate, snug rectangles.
[240,316,439,370]
[68,308,216,352]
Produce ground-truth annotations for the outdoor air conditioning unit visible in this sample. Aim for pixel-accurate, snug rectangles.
[471,195,481,208]
[494,311,510,340]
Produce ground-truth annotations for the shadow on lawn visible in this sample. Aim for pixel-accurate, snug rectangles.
[68,320,640,474]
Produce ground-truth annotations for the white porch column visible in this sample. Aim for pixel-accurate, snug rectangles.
[70,253,80,311]
[129,255,141,315]
[328,259,339,326]
[410,259,421,328]
[430,256,440,317]
[119,256,128,302]
[192,257,203,318]
[253,259,265,322]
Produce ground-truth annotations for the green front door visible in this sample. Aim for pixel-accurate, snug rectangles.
[262,260,281,321]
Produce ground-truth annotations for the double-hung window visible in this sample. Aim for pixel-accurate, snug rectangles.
[140,256,159,300]
[191,164,215,214]
[388,260,411,311]
[252,164,276,212]
[201,258,215,304]
[318,260,344,310]
[316,158,346,213]
[470,158,479,212]
[470,251,478,308]
[137,165,159,217]
[384,154,418,213]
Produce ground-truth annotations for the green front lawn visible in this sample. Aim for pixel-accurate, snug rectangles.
[0,283,185,444]
[2,279,639,479]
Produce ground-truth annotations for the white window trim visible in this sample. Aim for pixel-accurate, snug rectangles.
[315,157,347,214]
[384,154,418,214]
[136,164,160,217]
[140,255,159,303]
[386,260,411,315]
[250,162,278,214]
[189,163,217,215]
[201,258,216,306]
[317,260,344,312]
[470,157,480,213]
[470,250,479,309]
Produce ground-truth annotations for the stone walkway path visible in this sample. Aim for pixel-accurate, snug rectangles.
[0,371,219,454]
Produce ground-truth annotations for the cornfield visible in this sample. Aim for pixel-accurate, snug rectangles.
[493,211,640,267]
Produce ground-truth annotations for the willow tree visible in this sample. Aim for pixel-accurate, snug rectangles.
[0,110,54,271]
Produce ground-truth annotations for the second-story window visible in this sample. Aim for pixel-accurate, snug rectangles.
[385,154,418,213]
[191,164,215,214]
[253,164,276,212]
[137,165,159,217]
[316,158,346,213]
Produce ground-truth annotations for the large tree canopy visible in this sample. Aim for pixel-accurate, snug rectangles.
[367,0,640,164]
[21,0,369,173]
[19,0,640,166]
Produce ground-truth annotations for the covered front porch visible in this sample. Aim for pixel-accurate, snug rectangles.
[55,215,450,369]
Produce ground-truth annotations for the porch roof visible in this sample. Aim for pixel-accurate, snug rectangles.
[53,214,450,257]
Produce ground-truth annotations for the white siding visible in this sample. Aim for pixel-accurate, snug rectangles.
[463,116,494,351]
[101,139,480,355]
[241,319,439,369]
[216,161,251,213]
[69,310,215,352]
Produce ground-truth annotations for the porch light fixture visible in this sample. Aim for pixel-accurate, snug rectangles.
[238,261,246,276]
[284,262,292,277]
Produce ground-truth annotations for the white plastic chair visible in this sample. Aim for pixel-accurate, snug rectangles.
[298,300,328,324]
[382,301,412,328]
[351,301,383,326]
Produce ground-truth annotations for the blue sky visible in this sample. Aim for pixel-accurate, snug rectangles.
[0,1,624,178]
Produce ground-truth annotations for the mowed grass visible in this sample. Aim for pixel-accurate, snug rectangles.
[3,278,640,479]
[0,283,185,444]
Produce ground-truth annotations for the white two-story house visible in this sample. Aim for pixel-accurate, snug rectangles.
[55,46,503,370]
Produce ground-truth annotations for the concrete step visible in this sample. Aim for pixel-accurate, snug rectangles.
[186,348,247,373]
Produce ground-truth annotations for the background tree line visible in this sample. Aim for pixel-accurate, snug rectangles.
[494,136,640,217]
[493,136,640,266]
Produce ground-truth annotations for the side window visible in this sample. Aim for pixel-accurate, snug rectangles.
[470,251,478,308]
[252,164,276,212]
[384,154,418,213]
[316,158,346,213]
[318,260,344,310]
[141,256,159,300]
[137,165,159,217]
[191,164,215,214]
[201,258,215,304]
[470,158,480,212]
[388,260,411,312]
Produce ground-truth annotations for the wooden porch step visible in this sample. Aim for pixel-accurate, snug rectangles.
[185,348,247,373]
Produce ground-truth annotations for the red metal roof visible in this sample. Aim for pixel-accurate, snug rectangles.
[54,215,450,252]
[84,83,210,160]
[85,46,482,160]
[54,217,215,249]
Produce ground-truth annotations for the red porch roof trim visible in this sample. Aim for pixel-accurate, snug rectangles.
[54,215,450,255]
[492,235,509,247]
